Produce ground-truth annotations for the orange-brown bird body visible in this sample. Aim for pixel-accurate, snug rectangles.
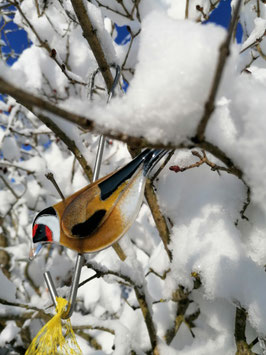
[32,149,166,256]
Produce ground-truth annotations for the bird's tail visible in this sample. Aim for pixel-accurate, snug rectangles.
[143,149,168,176]
[98,149,168,198]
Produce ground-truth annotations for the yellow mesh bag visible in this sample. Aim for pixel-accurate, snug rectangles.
[26,297,82,354]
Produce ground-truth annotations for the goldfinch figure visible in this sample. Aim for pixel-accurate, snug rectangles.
[31,149,167,257]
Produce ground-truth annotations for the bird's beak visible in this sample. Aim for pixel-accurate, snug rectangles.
[29,243,43,260]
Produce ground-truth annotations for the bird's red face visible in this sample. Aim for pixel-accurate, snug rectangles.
[30,207,60,258]
[32,223,53,242]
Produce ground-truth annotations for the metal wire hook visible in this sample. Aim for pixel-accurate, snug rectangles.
[89,63,121,102]
[44,64,121,319]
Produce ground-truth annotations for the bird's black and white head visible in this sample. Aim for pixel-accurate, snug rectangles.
[31,207,60,258]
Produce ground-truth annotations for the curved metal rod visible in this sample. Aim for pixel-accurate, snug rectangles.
[44,271,58,307]
[61,253,84,318]
[44,64,121,319]
[92,64,121,181]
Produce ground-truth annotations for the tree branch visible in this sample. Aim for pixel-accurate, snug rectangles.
[71,0,114,91]
[0,76,246,184]
[196,0,242,142]
[234,307,256,355]
[0,297,51,322]
[145,179,172,260]
[84,261,157,351]
[0,77,93,180]
[197,140,242,179]
[165,296,190,345]
[9,0,86,86]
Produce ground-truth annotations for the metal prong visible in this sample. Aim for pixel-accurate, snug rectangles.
[107,64,121,103]
[43,65,121,319]
[44,271,58,307]
[92,64,121,182]
[92,135,105,182]
[61,253,84,319]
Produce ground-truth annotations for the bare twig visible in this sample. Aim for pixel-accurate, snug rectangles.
[0,77,92,128]
[146,268,170,280]
[197,141,242,179]
[185,0,189,18]
[0,77,246,183]
[235,307,256,355]
[85,261,157,351]
[131,0,141,22]
[165,297,190,345]
[134,286,157,351]
[240,30,266,54]
[71,0,114,92]
[196,0,242,142]
[72,324,115,335]
[127,147,173,260]
[256,0,260,18]
[45,172,65,200]
[121,28,141,71]
[240,52,259,73]
[151,149,175,181]
[9,1,86,86]
[94,0,130,19]
[0,77,93,180]
[116,0,131,18]
[0,175,19,199]
[75,330,102,350]
[169,150,232,175]
[145,179,172,260]
[256,43,266,60]
[239,183,250,221]
[0,297,52,320]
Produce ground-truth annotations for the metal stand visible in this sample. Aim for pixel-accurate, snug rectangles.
[44,65,121,318]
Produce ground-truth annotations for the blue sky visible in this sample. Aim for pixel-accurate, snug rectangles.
[1,0,242,66]
[115,1,242,44]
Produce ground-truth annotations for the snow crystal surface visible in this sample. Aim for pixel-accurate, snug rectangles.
[0,270,16,302]
[208,71,266,214]
[89,11,231,144]
[1,9,234,147]
[1,136,20,161]
[84,2,117,64]
[241,17,266,52]
[0,321,20,347]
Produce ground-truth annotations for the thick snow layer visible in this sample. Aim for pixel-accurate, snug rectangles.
[0,321,20,347]
[0,270,16,302]
[155,149,266,335]
[2,11,232,146]
[208,71,266,214]
[88,11,232,144]
[1,136,20,161]
[241,18,266,52]
[84,2,117,64]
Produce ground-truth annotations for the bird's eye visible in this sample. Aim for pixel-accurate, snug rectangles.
[32,223,53,243]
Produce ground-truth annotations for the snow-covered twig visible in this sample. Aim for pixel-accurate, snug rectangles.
[196,0,242,142]
[234,307,256,354]
[9,0,87,86]
[84,261,157,351]
[71,0,115,91]
[145,179,172,260]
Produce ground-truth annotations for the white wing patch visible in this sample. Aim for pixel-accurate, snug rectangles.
[119,171,146,223]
